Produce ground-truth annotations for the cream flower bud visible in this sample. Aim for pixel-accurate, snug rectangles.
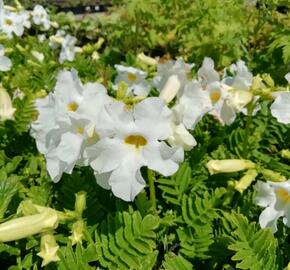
[235,169,257,193]
[74,191,86,216]
[228,89,253,111]
[261,169,286,182]
[69,219,84,246]
[137,52,158,66]
[0,208,59,242]
[159,75,181,103]
[0,86,16,121]
[37,232,60,266]
[167,122,196,151]
[207,159,255,175]
[31,50,44,62]
[281,149,290,160]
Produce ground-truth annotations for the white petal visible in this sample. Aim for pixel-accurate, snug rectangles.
[56,132,83,164]
[0,56,12,71]
[176,81,212,129]
[144,141,183,176]
[259,207,282,233]
[134,97,171,140]
[271,92,290,124]
[108,156,145,201]
[254,181,276,207]
[285,73,290,84]
[88,138,127,174]
[94,171,111,190]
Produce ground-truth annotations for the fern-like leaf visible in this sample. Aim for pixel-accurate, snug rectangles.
[224,212,282,270]
[95,211,159,270]
[161,252,193,270]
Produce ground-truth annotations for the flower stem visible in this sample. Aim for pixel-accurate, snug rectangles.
[147,169,157,214]
[242,100,255,158]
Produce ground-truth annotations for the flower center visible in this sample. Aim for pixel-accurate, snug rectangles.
[124,135,147,148]
[67,102,78,112]
[76,127,84,134]
[4,19,13,26]
[276,188,290,204]
[127,73,137,82]
[210,90,221,103]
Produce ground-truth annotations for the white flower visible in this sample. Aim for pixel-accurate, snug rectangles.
[32,5,50,30]
[197,57,220,88]
[167,122,196,151]
[172,80,212,129]
[0,85,16,121]
[153,58,194,96]
[0,44,12,71]
[113,65,150,96]
[31,69,111,182]
[270,92,290,124]
[87,97,184,201]
[49,30,65,49]
[19,10,31,29]
[223,60,253,91]
[0,9,24,38]
[59,34,77,63]
[254,180,290,233]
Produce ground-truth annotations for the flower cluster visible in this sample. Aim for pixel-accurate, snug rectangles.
[0,2,78,64]
[31,57,290,202]
[0,1,50,38]
[31,68,184,201]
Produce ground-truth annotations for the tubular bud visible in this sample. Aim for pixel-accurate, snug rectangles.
[159,75,181,103]
[235,169,258,193]
[0,208,59,242]
[37,232,60,266]
[207,159,255,175]
[261,168,286,182]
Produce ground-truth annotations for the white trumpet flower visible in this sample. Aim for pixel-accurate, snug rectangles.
[32,5,50,30]
[0,44,12,71]
[153,58,194,96]
[271,92,290,124]
[254,180,290,233]
[0,85,16,121]
[113,65,150,96]
[87,97,184,201]
[31,69,112,182]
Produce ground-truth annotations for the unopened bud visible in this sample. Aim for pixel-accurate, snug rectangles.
[235,169,257,193]
[37,232,60,266]
[281,149,290,160]
[69,219,84,246]
[0,208,59,242]
[207,159,255,175]
[167,122,196,150]
[0,85,16,121]
[159,75,181,103]
[75,191,86,216]
[261,168,286,182]
[137,52,157,66]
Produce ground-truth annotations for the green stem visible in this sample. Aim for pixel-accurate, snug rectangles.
[242,101,255,158]
[147,169,156,214]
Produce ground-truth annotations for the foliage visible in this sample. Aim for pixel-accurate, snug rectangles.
[0,0,290,269]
